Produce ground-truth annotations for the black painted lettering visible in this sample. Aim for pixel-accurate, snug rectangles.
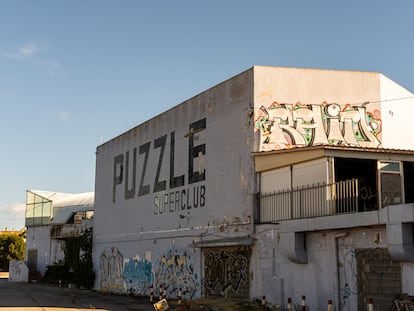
[113,154,124,203]
[175,191,180,212]
[169,192,175,212]
[188,118,206,184]
[154,196,159,214]
[181,189,186,210]
[153,135,167,193]
[138,142,151,196]
[162,194,168,213]
[186,188,192,209]
[200,185,206,207]
[124,148,137,200]
[193,186,199,208]
[170,132,185,188]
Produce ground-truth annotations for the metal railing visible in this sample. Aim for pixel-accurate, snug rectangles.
[256,179,360,223]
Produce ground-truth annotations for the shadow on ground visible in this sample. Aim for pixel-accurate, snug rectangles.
[168,298,265,311]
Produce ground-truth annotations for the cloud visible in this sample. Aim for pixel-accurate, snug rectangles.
[2,43,61,76]
[0,203,26,230]
[3,43,43,60]
[57,111,70,121]
[19,43,43,57]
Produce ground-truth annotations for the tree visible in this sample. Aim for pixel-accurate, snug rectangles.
[0,232,26,270]
[43,228,95,288]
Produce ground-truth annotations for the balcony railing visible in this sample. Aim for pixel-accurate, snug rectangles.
[50,223,90,239]
[256,179,362,223]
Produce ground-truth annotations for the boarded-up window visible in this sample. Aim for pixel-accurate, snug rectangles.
[356,248,401,310]
[202,246,250,299]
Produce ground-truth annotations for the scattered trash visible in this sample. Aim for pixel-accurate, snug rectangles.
[153,298,170,311]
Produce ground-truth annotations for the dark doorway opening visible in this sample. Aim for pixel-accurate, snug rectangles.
[335,158,378,211]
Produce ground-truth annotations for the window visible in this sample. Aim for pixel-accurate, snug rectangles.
[378,161,403,207]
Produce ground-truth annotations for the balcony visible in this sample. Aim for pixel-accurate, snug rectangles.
[255,178,378,224]
[50,222,91,239]
[255,178,414,263]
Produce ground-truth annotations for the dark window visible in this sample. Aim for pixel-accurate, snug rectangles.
[335,158,377,211]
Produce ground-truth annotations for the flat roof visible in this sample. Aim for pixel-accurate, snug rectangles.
[253,145,414,172]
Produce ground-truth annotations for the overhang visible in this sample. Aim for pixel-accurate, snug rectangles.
[192,237,254,248]
[253,145,414,172]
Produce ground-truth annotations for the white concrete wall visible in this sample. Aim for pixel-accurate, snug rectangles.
[380,74,414,150]
[254,224,391,310]
[93,69,256,297]
[93,66,414,303]
[25,226,51,275]
[8,260,29,282]
[253,66,383,151]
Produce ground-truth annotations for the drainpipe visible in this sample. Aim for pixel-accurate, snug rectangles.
[333,232,349,311]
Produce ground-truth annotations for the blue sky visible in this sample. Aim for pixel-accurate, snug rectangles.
[1,0,414,230]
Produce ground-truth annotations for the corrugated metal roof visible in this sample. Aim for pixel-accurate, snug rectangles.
[28,190,94,208]
[28,190,94,224]
[52,192,94,208]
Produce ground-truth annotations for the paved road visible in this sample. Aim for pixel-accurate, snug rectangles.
[0,274,262,311]
[0,278,152,311]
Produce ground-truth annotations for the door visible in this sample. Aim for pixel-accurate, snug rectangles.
[202,246,251,299]
[27,249,38,272]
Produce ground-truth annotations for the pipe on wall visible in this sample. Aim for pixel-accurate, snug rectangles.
[333,232,349,311]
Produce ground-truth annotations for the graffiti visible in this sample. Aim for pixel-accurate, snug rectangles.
[9,260,28,282]
[203,248,250,297]
[99,247,125,292]
[359,185,377,211]
[342,248,401,310]
[99,247,197,299]
[155,250,197,299]
[123,256,154,295]
[255,102,382,150]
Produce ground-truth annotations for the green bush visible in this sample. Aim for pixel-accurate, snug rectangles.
[43,264,72,286]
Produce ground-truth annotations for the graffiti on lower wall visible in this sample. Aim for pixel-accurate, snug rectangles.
[99,247,198,298]
[255,102,382,150]
[155,250,198,299]
[123,256,154,295]
[100,247,125,292]
[203,247,250,298]
[9,260,29,282]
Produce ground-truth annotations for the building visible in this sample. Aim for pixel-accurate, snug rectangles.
[93,66,414,310]
[24,190,94,279]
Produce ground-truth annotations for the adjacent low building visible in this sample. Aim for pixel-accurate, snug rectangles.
[25,190,94,279]
[93,66,414,310]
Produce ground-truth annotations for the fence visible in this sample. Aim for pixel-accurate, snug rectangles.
[256,179,360,223]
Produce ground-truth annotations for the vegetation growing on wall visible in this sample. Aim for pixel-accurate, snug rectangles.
[43,228,95,288]
[73,228,95,288]
[0,231,26,271]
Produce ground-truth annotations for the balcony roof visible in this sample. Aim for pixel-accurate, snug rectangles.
[253,145,414,172]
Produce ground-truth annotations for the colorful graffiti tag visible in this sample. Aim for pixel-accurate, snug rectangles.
[155,250,198,299]
[255,102,382,150]
[123,256,154,295]
[99,247,198,299]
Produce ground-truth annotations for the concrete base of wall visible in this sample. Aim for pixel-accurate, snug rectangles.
[8,260,29,282]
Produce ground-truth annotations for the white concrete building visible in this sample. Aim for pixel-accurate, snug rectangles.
[25,190,94,278]
[93,66,414,310]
